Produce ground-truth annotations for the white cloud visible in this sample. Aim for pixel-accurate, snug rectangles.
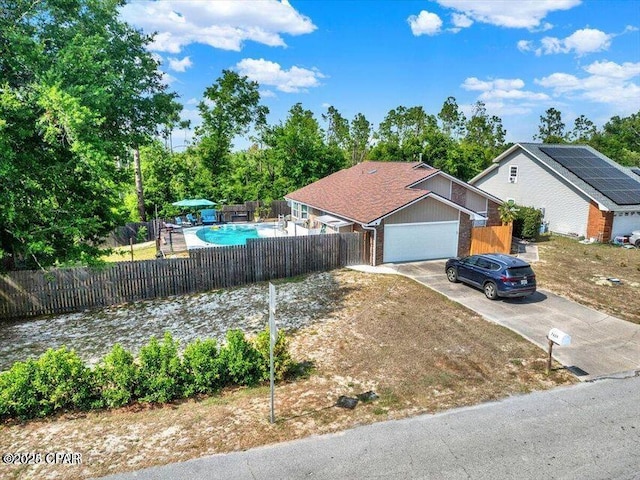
[119,0,316,53]
[235,58,325,93]
[479,102,535,116]
[517,40,533,52]
[538,36,564,55]
[583,60,640,79]
[435,0,581,30]
[535,60,640,112]
[537,28,613,56]
[161,72,178,86]
[461,77,550,115]
[408,11,443,36]
[462,77,526,92]
[452,13,473,29]
[260,89,276,98]
[479,89,549,101]
[535,73,581,93]
[461,77,493,91]
[167,56,193,72]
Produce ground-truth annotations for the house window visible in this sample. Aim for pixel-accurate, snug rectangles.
[508,165,518,183]
[291,202,308,220]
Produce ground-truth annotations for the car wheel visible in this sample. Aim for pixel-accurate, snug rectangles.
[484,282,498,300]
[446,267,459,283]
[635,239,640,248]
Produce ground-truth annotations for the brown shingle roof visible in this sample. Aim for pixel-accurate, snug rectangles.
[285,161,438,225]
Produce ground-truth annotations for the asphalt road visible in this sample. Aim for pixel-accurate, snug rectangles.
[99,375,640,480]
[387,260,640,381]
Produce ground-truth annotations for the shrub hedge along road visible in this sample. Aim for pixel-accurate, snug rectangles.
[0,329,293,421]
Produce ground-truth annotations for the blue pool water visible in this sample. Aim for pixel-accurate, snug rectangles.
[195,224,261,246]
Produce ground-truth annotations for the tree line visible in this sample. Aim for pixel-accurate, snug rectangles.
[1,0,638,270]
[136,70,639,222]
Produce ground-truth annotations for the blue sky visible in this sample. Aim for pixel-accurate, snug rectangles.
[120,0,640,150]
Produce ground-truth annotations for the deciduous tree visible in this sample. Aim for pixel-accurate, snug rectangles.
[195,70,268,178]
[0,0,178,270]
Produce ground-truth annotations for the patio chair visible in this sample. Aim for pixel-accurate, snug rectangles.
[200,209,216,225]
[174,216,184,227]
[186,213,198,225]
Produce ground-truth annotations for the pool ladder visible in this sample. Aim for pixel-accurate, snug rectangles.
[277,214,286,232]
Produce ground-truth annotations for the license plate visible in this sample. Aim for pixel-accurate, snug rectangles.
[520,279,528,285]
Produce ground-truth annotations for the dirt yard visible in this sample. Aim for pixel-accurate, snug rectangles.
[0,269,575,480]
[534,235,640,324]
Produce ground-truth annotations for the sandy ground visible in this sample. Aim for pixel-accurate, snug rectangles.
[0,270,574,480]
[0,272,344,371]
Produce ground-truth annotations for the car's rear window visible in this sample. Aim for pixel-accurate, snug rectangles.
[506,266,534,277]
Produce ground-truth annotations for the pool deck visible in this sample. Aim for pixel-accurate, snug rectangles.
[159,227,188,256]
[160,222,288,256]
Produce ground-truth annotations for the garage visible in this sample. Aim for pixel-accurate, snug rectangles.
[612,213,640,238]
[383,221,459,262]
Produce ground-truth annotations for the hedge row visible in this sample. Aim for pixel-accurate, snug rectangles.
[0,329,293,421]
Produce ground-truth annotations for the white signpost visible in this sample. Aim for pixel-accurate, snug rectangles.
[269,282,277,424]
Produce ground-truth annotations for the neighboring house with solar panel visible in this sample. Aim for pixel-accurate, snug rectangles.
[469,143,640,242]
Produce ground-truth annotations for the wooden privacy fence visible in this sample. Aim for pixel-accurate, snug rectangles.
[0,233,364,320]
[469,224,513,255]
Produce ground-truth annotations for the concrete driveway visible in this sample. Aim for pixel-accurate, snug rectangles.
[360,260,640,381]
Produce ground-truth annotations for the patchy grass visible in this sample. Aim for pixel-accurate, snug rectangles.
[0,270,575,479]
[101,241,158,262]
[102,241,190,262]
[535,235,640,324]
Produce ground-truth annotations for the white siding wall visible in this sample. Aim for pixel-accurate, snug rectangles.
[473,150,591,237]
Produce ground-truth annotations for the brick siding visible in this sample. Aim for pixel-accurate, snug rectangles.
[451,182,467,206]
[486,200,502,227]
[458,215,473,257]
[586,201,613,242]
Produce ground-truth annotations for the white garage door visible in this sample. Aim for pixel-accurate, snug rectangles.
[383,221,459,263]
[612,214,640,238]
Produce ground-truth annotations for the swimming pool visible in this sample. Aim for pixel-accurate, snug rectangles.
[193,223,281,246]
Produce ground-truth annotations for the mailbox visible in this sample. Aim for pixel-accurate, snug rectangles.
[548,328,571,346]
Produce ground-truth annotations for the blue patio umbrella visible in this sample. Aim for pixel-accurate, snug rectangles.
[172,199,216,208]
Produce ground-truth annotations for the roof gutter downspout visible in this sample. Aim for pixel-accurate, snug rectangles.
[361,220,380,266]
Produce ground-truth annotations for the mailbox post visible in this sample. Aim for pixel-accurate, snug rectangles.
[546,328,571,374]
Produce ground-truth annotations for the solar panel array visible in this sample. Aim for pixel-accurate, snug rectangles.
[539,146,640,206]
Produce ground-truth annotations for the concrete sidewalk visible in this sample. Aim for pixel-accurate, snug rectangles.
[352,260,640,381]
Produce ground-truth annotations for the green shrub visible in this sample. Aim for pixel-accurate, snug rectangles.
[95,344,138,408]
[136,332,185,403]
[254,328,294,382]
[136,225,148,243]
[0,329,295,421]
[182,339,222,396]
[33,347,97,416]
[218,330,263,386]
[0,359,40,420]
[513,205,543,240]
